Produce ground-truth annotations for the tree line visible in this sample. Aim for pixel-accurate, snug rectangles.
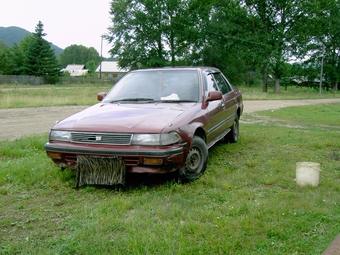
[0,0,339,92]
[0,22,102,84]
[106,0,339,92]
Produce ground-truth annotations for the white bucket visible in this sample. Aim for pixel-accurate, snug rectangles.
[296,162,320,187]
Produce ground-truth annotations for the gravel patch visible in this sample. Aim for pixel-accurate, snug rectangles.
[1,99,340,141]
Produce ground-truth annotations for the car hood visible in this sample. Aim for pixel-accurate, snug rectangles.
[53,102,195,133]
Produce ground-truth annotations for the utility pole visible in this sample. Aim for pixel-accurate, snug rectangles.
[319,44,325,95]
[100,35,103,79]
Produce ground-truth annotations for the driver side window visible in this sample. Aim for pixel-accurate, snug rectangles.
[213,73,232,94]
[206,74,220,92]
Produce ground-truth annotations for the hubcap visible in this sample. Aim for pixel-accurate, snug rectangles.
[185,147,202,174]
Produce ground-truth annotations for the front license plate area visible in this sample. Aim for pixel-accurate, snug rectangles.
[76,155,126,187]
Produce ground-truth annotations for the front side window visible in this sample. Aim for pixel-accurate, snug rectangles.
[206,74,220,92]
[213,73,232,94]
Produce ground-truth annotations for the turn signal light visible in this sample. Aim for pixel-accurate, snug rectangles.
[144,158,163,165]
[47,152,62,159]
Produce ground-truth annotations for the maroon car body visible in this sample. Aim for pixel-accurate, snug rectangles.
[45,67,243,185]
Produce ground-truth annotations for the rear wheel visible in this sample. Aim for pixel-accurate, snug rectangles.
[178,136,208,182]
[227,114,239,143]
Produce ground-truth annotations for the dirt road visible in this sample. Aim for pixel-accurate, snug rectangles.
[1,98,340,141]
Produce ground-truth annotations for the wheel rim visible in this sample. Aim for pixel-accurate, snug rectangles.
[184,147,203,174]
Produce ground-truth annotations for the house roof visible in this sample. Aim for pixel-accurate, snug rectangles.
[62,64,88,76]
[95,61,129,73]
[64,64,85,71]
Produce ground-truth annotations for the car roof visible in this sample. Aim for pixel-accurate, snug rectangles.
[130,66,221,73]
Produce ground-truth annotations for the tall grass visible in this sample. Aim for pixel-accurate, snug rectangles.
[1,103,340,254]
[0,84,112,108]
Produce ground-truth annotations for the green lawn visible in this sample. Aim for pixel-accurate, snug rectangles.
[0,84,112,108]
[1,99,339,254]
[0,83,339,108]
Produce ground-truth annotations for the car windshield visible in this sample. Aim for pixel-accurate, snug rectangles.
[102,70,200,103]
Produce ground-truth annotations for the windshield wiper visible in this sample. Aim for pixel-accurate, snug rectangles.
[159,99,197,103]
[110,98,155,103]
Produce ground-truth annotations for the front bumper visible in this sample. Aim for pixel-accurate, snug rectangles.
[45,142,188,174]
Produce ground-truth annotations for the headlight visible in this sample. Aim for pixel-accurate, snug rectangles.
[50,130,71,142]
[131,132,181,146]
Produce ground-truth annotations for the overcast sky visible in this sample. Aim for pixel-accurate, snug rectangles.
[0,0,112,57]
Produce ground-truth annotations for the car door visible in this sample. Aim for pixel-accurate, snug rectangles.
[212,72,237,129]
[204,73,229,144]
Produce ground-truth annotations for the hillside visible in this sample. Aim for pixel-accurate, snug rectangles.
[0,26,63,55]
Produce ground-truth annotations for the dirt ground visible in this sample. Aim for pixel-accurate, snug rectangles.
[1,98,340,141]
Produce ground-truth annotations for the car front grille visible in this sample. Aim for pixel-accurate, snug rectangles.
[71,132,132,145]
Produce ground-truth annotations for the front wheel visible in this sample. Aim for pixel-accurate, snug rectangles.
[178,136,208,182]
[227,114,239,143]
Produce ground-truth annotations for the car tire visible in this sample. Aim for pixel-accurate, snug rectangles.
[178,136,208,182]
[227,114,239,143]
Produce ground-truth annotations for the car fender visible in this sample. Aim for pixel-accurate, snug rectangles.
[179,121,207,146]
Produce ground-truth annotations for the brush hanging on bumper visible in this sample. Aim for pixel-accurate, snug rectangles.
[76,155,126,187]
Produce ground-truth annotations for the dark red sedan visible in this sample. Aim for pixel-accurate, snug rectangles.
[45,67,243,186]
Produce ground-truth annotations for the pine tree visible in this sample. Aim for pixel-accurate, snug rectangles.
[24,21,60,83]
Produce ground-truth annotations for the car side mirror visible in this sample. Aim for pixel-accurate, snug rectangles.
[97,92,107,101]
[205,91,222,102]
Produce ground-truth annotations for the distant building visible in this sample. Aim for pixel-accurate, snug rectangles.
[95,61,128,78]
[62,64,88,76]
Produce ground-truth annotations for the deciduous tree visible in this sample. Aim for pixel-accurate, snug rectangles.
[107,0,199,68]
[240,0,309,92]
[59,44,100,69]
[106,0,339,91]
[304,0,340,92]
[0,40,14,75]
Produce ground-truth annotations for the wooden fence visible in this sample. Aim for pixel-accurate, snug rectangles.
[0,75,119,85]
[0,75,44,85]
